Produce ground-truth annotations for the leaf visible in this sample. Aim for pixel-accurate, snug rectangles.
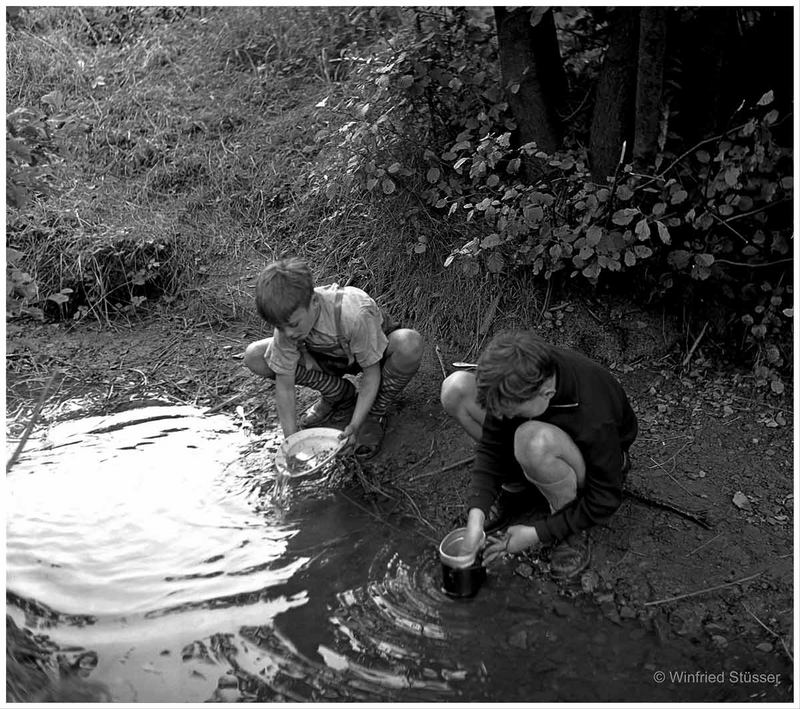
[480,233,502,249]
[486,251,505,273]
[582,262,600,280]
[426,167,440,183]
[315,96,329,108]
[585,225,603,247]
[670,189,688,205]
[770,380,784,395]
[506,157,521,174]
[486,174,500,188]
[510,83,520,95]
[634,218,649,239]
[655,221,671,244]
[732,491,752,511]
[443,253,456,268]
[616,185,633,201]
[756,90,774,106]
[381,178,396,194]
[634,245,653,258]
[695,150,711,164]
[453,157,469,172]
[667,249,691,270]
[611,208,638,226]
[366,177,378,191]
[529,7,549,27]
[624,251,636,267]
[397,75,414,89]
[695,253,715,267]
[40,90,64,110]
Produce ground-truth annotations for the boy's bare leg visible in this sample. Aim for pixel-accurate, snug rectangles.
[244,338,355,428]
[357,329,424,458]
[440,371,485,442]
[513,420,586,511]
[243,339,276,378]
[513,420,591,578]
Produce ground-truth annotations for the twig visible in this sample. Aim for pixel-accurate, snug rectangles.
[686,531,723,556]
[204,392,246,415]
[434,344,448,380]
[682,320,709,369]
[409,455,474,483]
[648,455,698,499]
[644,571,763,607]
[741,602,794,663]
[623,487,712,529]
[6,371,59,474]
[339,489,437,543]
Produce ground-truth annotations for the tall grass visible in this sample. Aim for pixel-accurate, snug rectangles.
[6,6,525,347]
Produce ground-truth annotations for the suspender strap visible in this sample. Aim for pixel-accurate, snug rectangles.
[334,287,353,364]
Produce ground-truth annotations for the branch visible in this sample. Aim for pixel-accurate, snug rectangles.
[7,371,59,474]
[644,571,763,607]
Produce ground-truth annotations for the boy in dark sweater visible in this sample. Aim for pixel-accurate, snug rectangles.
[440,330,637,579]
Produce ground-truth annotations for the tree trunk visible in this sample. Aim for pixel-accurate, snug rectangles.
[633,8,667,166]
[589,8,640,182]
[494,6,566,154]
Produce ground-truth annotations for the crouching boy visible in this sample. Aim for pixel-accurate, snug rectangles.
[244,257,423,458]
[441,330,637,579]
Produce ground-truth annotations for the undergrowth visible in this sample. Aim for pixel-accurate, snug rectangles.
[5,6,794,389]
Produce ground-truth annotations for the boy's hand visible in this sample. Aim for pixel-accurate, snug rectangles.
[463,509,486,557]
[484,525,539,565]
[338,423,359,453]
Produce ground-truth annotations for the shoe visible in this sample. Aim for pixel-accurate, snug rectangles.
[549,531,591,580]
[354,414,386,459]
[299,392,356,428]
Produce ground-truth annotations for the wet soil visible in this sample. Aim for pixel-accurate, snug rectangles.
[4,299,795,701]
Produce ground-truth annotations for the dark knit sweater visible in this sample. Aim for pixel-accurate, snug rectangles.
[466,345,638,544]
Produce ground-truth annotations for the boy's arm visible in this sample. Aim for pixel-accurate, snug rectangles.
[274,373,298,438]
[340,362,381,445]
[467,412,514,516]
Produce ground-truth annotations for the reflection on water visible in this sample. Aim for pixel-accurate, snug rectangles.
[6,405,790,702]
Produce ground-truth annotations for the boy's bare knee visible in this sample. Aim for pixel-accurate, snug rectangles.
[514,421,557,468]
[440,371,473,414]
[389,329,424,366]
[244,342,273,378]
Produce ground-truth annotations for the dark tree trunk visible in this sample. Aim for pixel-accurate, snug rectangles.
[633,7,667,166]
[673,7,736,144]
[494,6,567,154]
[588,7,640,182]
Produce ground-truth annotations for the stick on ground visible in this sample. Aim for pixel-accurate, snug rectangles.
[644,571,762,607]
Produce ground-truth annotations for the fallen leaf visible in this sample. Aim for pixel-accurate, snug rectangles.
[732,491,752,511]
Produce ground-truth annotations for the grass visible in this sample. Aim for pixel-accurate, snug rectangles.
[7,5,536,346]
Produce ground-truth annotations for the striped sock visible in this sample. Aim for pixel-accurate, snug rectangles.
[369,364,416,417]
[294,365,354,402]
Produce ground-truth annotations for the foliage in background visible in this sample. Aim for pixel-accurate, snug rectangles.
[5,6,794,390]
[310,7,793,387]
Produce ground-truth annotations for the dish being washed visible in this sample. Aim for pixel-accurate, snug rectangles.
[274,427,344,478]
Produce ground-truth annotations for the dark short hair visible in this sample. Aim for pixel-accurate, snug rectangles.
[254,257,314,325]
[476,330,556,417]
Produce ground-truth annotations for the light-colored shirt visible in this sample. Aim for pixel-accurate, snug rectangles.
[267,284,388,376]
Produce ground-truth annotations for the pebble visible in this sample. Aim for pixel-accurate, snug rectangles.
[756,642,774,653]
[711,635,728,648]
[508,630,528,649]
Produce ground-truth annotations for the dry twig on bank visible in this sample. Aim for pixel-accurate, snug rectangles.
[644,571,763,607]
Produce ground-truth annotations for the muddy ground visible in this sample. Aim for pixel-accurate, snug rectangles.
[5,294,795,701]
